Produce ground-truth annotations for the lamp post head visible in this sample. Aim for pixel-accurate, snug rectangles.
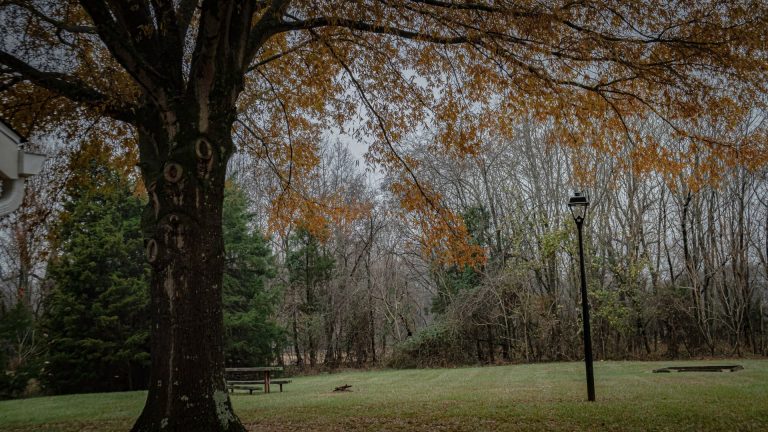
[568,190,590,224]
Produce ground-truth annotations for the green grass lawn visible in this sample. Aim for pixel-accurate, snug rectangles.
[1,360,767,431]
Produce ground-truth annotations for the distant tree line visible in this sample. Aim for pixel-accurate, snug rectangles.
[388,116,768,366]
[232,118,768,369]
[2,115,767,398]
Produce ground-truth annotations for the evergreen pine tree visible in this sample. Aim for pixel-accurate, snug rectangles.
[222,182,282,367]
[285,228,335,367]
[43,156,150,394]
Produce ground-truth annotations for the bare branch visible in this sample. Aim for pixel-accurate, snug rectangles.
[276,17,475,44]
[2,0,96,33]
[310,28,454,230]
[405,0,543,16]
[408,0,500,12]
[0,50,136,122]
[150,0,184,68]
[247,36,318,72]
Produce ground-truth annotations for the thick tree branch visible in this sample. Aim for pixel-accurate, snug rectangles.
[149,0,185,88]
[104,0,156,45]
[150,0,178,33]
[177,0,198,37]
[79,0,171,104]
[245,0,293,64]
[0,50,136,122]
[187,0,228,100]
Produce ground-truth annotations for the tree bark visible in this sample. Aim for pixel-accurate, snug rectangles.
[130,104,244,432]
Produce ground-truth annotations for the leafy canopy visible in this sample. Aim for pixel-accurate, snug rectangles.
[1,1,766,265]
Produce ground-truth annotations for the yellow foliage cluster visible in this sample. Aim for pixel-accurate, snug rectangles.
[390,176,485,268]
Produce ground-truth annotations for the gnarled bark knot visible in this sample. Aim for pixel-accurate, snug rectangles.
[195,137,213,160]
[146,239,159,263]
[148,181,160,218]
[196,138,215,180]
[164,162,184,183]
[162,162,186,206]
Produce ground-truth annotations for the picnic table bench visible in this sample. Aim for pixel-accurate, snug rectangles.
[225,367,291,394]
[226,381,263,394]
[652,365,743,373]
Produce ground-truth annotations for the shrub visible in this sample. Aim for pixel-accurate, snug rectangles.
[388,321,473,368]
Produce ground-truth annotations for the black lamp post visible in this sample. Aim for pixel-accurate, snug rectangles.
[568,190,595,402]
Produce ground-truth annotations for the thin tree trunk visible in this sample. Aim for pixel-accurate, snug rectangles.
[486,326,495,363]
[292,309,303,366]
[367,265,377,364]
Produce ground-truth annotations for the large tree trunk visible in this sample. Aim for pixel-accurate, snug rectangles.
[130,104,244,432]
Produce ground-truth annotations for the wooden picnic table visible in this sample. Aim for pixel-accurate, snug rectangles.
[225,367,283,394]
